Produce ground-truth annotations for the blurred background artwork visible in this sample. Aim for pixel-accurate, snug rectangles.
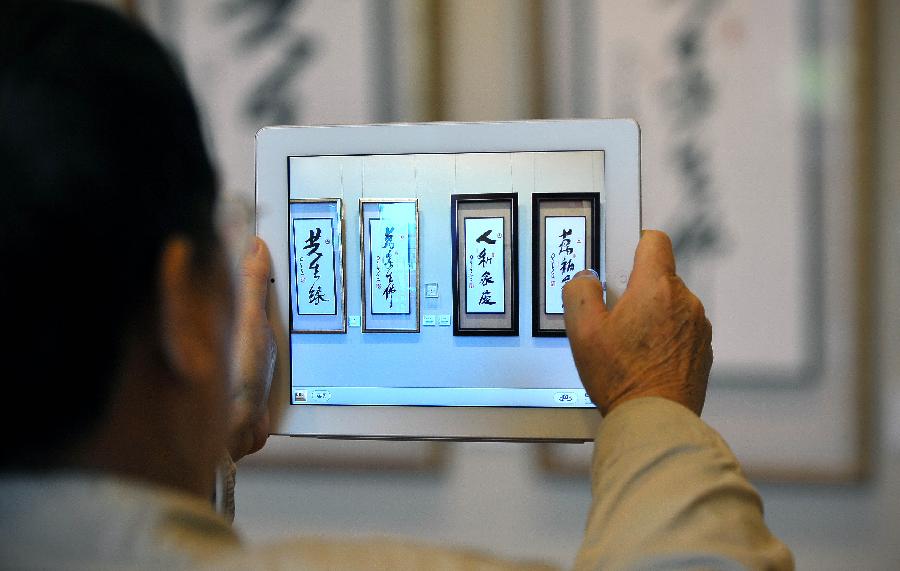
[101,0,898,568]
[138,0,385,194]
[585,0,816,384]
[134,0,867,478]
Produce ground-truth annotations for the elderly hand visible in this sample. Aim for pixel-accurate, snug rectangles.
[562,230,713,416]
[228,238,276,461]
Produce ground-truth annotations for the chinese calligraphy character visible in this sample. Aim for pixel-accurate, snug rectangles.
[303,227,323,279]
[220,0,317,125]
[382,281,397,301]
[478,290,496,306]
[558,228,574,256]
[308,285,328,306]
[476,229,497,244]
[480,271,495,286]
[477,248,494,267]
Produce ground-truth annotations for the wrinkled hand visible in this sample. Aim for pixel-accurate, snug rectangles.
[228,237,276,461]
[562,230,712,416]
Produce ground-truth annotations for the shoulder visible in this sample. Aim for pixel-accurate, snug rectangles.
[0,472,240,569]
[203,535,559,571]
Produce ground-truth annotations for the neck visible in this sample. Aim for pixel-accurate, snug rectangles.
[69,370,217,499]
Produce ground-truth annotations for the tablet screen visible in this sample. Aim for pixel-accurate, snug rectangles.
[287,151,604,409]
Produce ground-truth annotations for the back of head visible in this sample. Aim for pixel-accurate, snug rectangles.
[0,0,217,468]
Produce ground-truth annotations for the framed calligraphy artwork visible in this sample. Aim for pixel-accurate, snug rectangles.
[135,0,385,200]
[536,0,875,482]
[359,198,420,333]
[289,199,346,334]
[451,193,519,336]
[532,193,600,337]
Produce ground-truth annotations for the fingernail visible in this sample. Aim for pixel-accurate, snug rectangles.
[573,269,599,281]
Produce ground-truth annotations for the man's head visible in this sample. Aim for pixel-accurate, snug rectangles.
[0,0,233,494]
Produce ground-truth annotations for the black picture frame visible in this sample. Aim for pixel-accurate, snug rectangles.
[532,193,601,337]
[451,193,519,336]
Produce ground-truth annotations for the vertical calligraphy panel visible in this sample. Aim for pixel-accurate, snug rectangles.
[369,218,411,315]
[464,217,506,314]
[586,0,811,380]
[292,218,337,316]
[544,216,586,315]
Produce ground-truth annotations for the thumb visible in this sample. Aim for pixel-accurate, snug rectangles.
[627,230,676,290]
[238,237,272,312]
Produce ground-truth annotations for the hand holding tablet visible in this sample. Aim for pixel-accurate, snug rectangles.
[563,231,713,417]
[256,120,641,441]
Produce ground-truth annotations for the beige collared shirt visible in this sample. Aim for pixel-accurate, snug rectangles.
[0,398,792,570]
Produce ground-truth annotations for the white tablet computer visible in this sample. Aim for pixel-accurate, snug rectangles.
[256,120,640,441]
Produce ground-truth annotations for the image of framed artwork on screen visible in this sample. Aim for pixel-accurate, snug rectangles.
[289,198,346,334]
[451,193,519,336]
[359,198,420,333]
[532,193,601,337]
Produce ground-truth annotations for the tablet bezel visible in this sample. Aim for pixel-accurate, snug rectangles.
[256,120,640,442]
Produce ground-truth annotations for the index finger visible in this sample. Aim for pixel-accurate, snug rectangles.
[562,268,607,337]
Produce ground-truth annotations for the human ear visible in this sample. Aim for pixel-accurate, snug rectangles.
[157,237,227,387]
